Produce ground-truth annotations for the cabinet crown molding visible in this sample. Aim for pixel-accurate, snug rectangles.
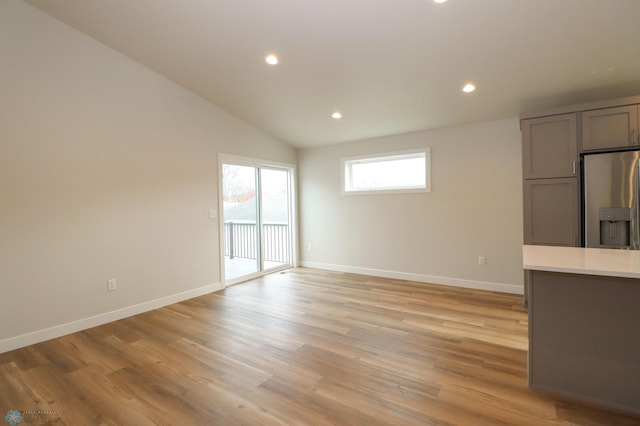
[520,94,640,121]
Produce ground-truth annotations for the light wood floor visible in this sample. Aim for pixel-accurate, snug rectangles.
[1,268,639,425]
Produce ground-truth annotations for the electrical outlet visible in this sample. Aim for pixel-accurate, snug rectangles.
[208,209,217,219]
[107,279,117,291]
[478,256,486,266]
[307,243,313,251]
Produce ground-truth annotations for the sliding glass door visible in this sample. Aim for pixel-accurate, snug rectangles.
[220,156,294,284]
[222,164,260,279]
[260,168,291,272]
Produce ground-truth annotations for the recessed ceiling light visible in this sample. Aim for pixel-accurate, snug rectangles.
[332,112,342,119]
[462,83,476,93]
[433,0,448,3]
[265,54,279,65]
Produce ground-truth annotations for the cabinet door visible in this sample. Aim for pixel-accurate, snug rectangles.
[523,178,579,246]
[582,105,639,150]
[522,114,577,179]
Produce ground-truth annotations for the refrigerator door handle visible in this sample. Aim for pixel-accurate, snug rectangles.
[632,160,640,249]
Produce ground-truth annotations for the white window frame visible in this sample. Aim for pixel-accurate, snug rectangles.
[341,147,431,195]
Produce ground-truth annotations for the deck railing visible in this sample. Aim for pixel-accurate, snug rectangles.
[224,222,290,264]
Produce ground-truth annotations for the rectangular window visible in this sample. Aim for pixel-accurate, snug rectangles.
[342,148,431,194]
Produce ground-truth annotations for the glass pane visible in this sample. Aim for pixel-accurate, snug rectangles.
[261,168,290,270]
[222,164,259,280]
[350,156,425,190]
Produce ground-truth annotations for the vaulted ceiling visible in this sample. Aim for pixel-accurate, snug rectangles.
[24,0,640,148]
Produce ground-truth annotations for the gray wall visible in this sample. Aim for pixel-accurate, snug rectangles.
[0,0,295,348]
[298,118,524,293]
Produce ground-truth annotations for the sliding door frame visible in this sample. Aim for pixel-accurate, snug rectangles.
[218,153,298,286]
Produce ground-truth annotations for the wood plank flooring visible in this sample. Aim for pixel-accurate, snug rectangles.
[1,268,639,425]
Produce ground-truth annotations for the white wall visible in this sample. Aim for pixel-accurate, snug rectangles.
[0,0,295,351]
[298,118,524,293]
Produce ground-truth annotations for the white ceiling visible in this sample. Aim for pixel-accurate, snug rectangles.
[24,0,640,148]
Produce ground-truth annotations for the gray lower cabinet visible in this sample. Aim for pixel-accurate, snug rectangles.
[582,104,639,150]
[523,178,579,246]
[528,270,640,415]
[522,113,578,179]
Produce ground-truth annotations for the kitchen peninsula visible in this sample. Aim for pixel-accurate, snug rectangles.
[523,245,640,415]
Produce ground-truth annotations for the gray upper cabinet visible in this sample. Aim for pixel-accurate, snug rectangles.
[521,95,640,248]
[582,105,639,151]
[522,113,579,246]
[522,113,578,179]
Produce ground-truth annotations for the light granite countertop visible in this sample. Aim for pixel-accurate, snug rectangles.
[523,245,640,279]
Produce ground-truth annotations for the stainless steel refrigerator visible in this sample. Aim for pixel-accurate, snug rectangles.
[583,150,640,249]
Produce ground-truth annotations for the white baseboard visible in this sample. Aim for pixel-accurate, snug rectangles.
[0,282,223,354]
[301,261,523,295]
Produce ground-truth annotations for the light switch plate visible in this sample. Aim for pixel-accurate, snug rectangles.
[107,279,117,291]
